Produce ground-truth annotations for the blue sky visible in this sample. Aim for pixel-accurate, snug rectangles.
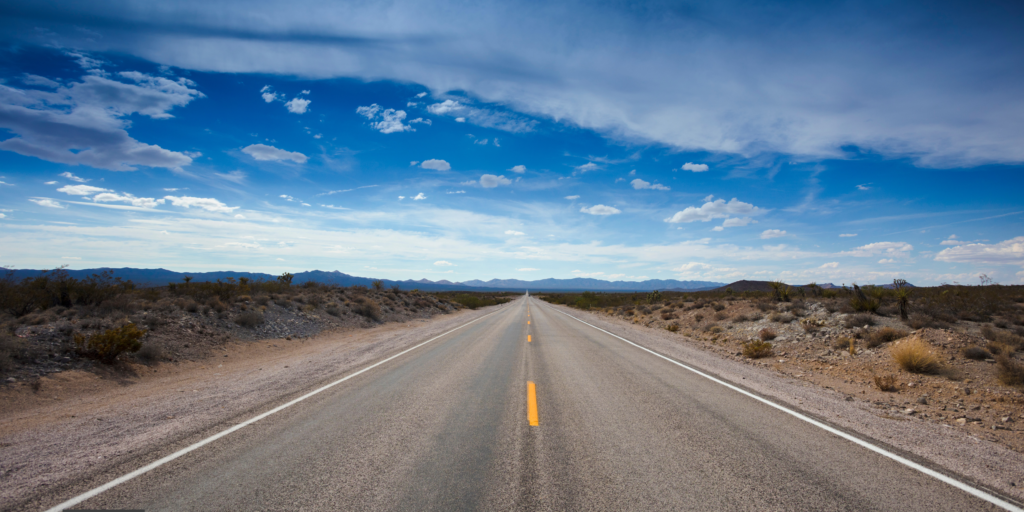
[0,0,1022,285]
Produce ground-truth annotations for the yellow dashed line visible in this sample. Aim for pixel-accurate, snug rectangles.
[527,381,539,426]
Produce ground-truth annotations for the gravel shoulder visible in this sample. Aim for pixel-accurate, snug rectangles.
[0,304,498,511]
[547,302,1024,504]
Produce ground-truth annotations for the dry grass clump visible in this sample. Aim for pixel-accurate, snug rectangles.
[981,325,1024,351]
[742,340,774,359]
[874,374,899,392]
[962,346,991,360]
[843,313,876,329]
[768,312,794,323]
[707,325,724,334]
[758,328,777,341]
[890,337,941,374]
[233,311,264,328]
[866,327,909,348]
[711,303,726,312]
[665,323,679,332]
[995,355,1024,386]
[325,304,342,317]
[353,298,383,322]
[713,311,729,321]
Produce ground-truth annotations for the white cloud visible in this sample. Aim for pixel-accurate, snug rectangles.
[235,214,246,219]
[575,162,598,173]
[44,181,57,185]
[819,262,839,268]
[0,72,202,172]
[426,99,535,132]
[300,90,310,95]
[722,217,755,228]
[760,229,787,239]
[30,198,65,208]
[57,184,108,196]
[416,92,428,98]
[703,194,714,202]
[242,144,308,163]
[517,268,539,271]
[580,204,621,216]
[398,196,405,200]
[505,230,525,236]
[22,74,60,88]
[940,239,964,246]
[421,159,451,171]
[509,165,526,173]
[674,262,712,271]
[59,172,88,182]
[564,195,580,200]
[93,192,164,208]
[839,233,857,237]
[856,184,871,191]
[413,192,427,200]
[935,237,1024,266]
[878,258,895,264]
[0,213,5,218]
[260,85,280,103]
[682,162,709,172]
[447,190,466,194]
[434,260,454,266]
[840,241,914,257]
[61,256,81,260]
[474,138,489,145]
[628,170,636,176]
[630,178,669,191]
[163,195,239,213]
[480,174,512,188]
[285,97,311,114]
[356,103,413,133]
[409,117,431,125]
[664,198,768,223]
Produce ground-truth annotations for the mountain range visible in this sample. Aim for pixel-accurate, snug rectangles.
[5,268,725,292]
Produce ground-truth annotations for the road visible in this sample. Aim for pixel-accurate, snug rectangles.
[47,296,1012,511]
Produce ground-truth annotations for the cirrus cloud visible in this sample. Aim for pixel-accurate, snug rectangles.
[242,144,308,163]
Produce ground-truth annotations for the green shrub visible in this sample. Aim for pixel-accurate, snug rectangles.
[74,323,147,363]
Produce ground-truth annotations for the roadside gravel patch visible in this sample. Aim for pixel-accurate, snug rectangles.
[549,303,1024,503]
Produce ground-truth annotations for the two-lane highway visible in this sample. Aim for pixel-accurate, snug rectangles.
[47,296,1015,511]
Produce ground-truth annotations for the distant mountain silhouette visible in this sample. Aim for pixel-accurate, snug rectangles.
[6,268,724,292]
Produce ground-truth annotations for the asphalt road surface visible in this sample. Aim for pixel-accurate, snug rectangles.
[48,296,1013,511]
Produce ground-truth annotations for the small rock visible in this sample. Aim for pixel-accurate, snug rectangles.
[1002,416,1012,423]
[917,396,928,405]
[955,418,967,426]
[907,382,916,388]
[845,396,854,402]
[904,408,916,415]
[5,377,15,383]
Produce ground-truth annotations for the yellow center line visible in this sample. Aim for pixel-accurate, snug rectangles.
[527,381,539,426]
[528,335,532,342]
[528,320,530,325]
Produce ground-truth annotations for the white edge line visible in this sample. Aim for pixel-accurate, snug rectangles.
[45,306,506,512]
[547,302,1023,512]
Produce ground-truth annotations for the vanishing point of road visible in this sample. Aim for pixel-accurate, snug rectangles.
[44,296,1018,511]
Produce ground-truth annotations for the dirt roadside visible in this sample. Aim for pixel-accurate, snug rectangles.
[546,302,1024,505]
[0,305,499,511]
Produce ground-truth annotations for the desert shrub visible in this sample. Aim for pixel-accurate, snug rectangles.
[850,297,880,313]
[665,324,679,332]
[74,323,147,363]
[135,343,163,364]
[183,301,199,313]
[987,342,1013,356]
[834,336,855,350]
[325,304,342,317]
[693,313,704,322]
[207,298,227,313]
[890,338,941,374]
[866,327,908,348]
[714,311,729,321]
[233,311,264,328]
[962,346,991,360]
[707,325,723,334]
[236,295,252,303]
[732,313,751,323]
[353,299,383,321]
[995,355,1024,386]
[759,328,777,341]
[843,313,875,329]
[994,319,1010,329]
[712,303,726,312]
[768,312,794,324]
[255,295,270,306]
[981,325,999,341]
[742,340,774,359]
[755,300,773,312]
[874,374,899,392]
[660,311,676,321]
[372,280,385,291]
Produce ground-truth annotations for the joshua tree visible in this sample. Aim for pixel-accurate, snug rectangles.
[893,278,911,320]
[769,280,790,302]
[372,279,384,291]
[278,272,294,286]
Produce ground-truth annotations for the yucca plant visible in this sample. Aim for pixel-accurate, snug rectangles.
[893,278,911,320]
